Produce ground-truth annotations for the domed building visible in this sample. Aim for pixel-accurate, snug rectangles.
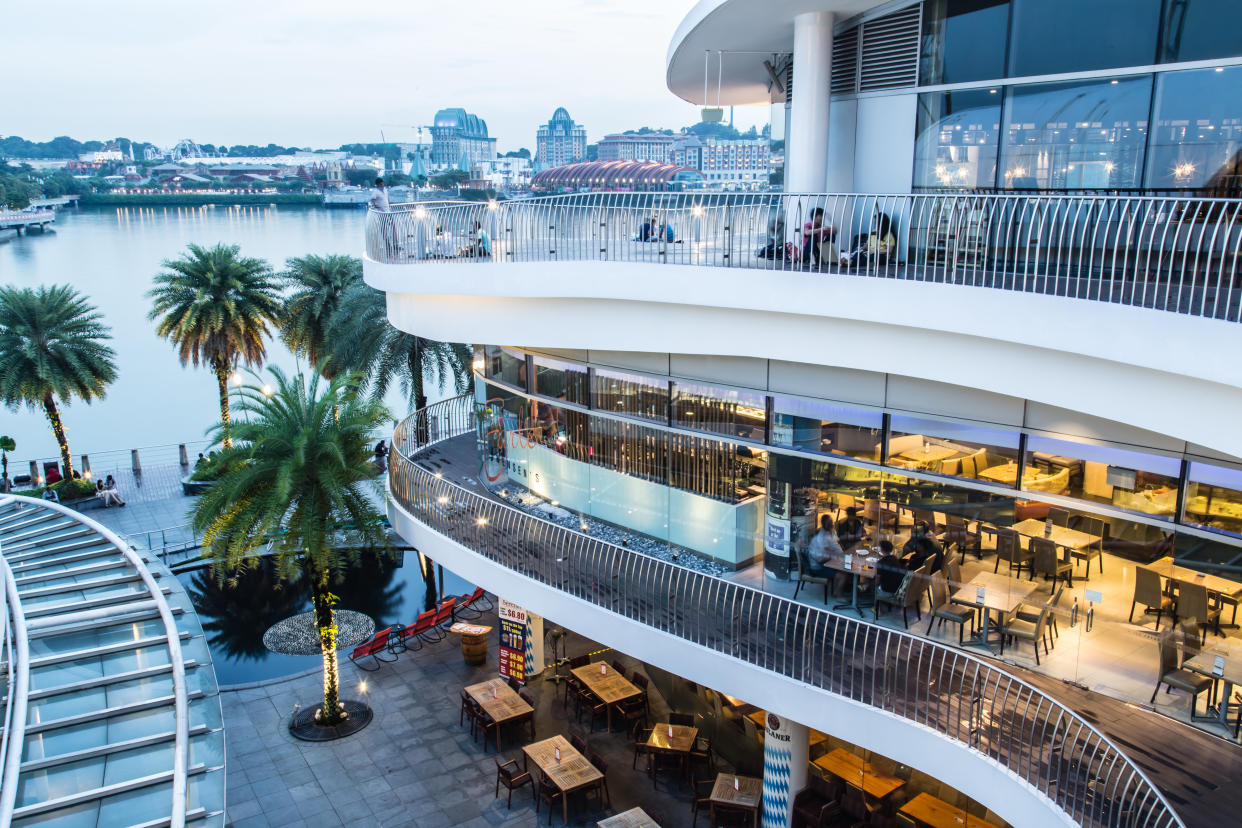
[530,159,704,192]
[430,107,497,169]
[535,107,588,169]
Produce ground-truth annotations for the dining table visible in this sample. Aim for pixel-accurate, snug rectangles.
[898,444,959,464]
[1011,519,1101,551]
[813,748,906,800]
[707,773,763,828]
[523,735,604,825]
[464,678,534,751]
[1144,556,1242,627]
[951,571,1037,654]
[823,549,880,615]
[899,792,1001,827]
[745,710,828,746]
[1181,636,1242,728]
[597,807,660,827]
[646,723,698,782]
[572,663,642,730]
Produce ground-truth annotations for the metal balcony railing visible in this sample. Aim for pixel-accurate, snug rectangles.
[387,395,1184,828]
[366,192,1242,323]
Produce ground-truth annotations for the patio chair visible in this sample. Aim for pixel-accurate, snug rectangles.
[392,609,439,651]
[432,596,457,628]
[633,724,654,771]
[534,775,563,825]
[792,776,843,828]
[690,735,716,775]
[454,587,492,618]
[1129,566,1175,628]
[691,775,714,826]
[348,626,396,671]
[586,752,611,808]
[630,672,652,718]
[1151,628,1214,718]
[1067,515,1107,578]
[941,514,979,563]
[792,546,832,603]
[495,757,533,809]
[610,659,627,677]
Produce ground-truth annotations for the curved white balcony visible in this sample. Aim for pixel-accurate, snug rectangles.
[363,193,1242,458]
[385,398,1185,828]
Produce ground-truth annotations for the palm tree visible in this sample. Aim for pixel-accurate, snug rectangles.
[0,285,117,478]
[326,282,472,411]
[280,254,362,379]
[148,243,281,447]
[0,435,13,491]
[190,367,389,727]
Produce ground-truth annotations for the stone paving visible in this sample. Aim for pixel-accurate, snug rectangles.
[222,614,704,827]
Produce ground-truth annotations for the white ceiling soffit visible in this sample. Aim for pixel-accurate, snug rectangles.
[666,0,893,105]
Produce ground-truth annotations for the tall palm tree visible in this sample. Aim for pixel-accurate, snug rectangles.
[326,282,471,411]
[280,254,362,379]
[148,243,281,447]
[0,285,117,477]
[190,367,389,727]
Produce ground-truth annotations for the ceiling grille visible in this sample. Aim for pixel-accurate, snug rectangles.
[858,5,921,92]
[831,28,860,95]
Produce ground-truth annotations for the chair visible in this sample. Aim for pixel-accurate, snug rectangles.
[874,570,925,629]
[610,659,627,677]
[690,735,716,775]
[691,775,715,826]
[392,610,440,651]
[460,688,475,730]
[1068,516,1107,579]
[1018,586,1064,642]
[535,775,563,825]
[792,777,843,828]
[1150,628,1214,717]
[472,705,498,752]
[1030,537,1073,590]
[669,712,695,727]
[926,574,975,644]
[630,672,652,718]
[633,723,654,771]
[570,734,588,755]
[349,626,396,671]
[577,689,609,732]
[999,604,1051,665]
[1176,581,1223,644]
[793,546,832,603]
[1129,566,1175,628]
[992,527,1032,578]
[942,514,979,562]
[432,596,457,628]
[454,586,492,618]
[494,757,532,809]
[586,752,611,807]
[567,654,590,669]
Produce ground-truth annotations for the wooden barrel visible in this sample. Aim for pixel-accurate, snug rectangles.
[460,632,488,665]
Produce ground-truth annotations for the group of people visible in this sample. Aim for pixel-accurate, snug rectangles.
[800,208,896,269]
[639,216,676,243]
[40,473,125,507]
[803,507,945,596]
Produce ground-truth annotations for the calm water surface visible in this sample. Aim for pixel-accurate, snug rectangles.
[0,205,428,464]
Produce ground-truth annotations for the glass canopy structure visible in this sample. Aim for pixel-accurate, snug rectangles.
[0,495,225,827]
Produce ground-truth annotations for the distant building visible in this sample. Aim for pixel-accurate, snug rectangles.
[79,149,124,163]
[598,132,769,188]
[430,108,497,169]
[471,157,532,191]
[531,160,704,192]
[535,108,587,169]
[596,133,679,163]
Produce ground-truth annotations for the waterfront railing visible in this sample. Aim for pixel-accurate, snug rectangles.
[387,395,1184,828]
[366,192,1242,323]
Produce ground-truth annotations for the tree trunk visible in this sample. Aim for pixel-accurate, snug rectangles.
[214,359,233,448]
[311,568,343,726]
[42,394,74,479]
[410,337,428,443]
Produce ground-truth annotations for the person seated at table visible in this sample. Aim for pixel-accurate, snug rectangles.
[901,521,943,573]
[836,506,867,553]
[806,515,842,577]
[840,212,896,268]
[876,541,906,594]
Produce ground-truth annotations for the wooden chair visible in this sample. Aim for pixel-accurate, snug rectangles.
[494,758,532,809]
[690,735,716,775]
[691,776,714,826]
[999,603,1052,665]
[570,734,588,755]
[792,777,843,828]
[587,752,611,808]
[534,775,563,825]
[1030,537,1073,591]
[992,527,1032,578]
[610,659,627,677]
[1151,628,1214,718]
[669,712,695,727]
[926,574,975,644]
[633,723,654,771]
[1129,566,1175,628]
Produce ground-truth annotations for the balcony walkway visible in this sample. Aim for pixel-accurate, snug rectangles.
[410,433,1242,827]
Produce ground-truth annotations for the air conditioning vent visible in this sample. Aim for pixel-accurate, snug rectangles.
[858,5,920,92]
[831,28,859,95]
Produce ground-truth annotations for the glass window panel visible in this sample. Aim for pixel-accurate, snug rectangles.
[888,415,1019,483]
[30,619,168,661]
[484,345,526,388]
[1161,0,1242,63]
[532,355,589,406]
[920,0,1010,85]
[1008,0,1161,77]
[673,381,767,442]
[771,397,882,461]
[1185,462,1242,536]
[30,646,172,692]
[1024,434,1180,517]
[914,88,1002,188]
[591,369,669,422]
[1000,76,1152,189]
[96,780,174,828]
[1146,66,1242,189]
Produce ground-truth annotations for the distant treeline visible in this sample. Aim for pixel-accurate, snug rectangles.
[80,192,324,207]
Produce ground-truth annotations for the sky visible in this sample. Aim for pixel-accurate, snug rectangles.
[6,0,770,153]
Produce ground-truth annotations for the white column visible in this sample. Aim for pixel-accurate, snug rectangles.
[524,611,545,680]
[786,11,834,194]
[761,712,809,828]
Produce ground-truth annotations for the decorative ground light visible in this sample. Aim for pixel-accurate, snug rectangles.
[263,610,377,740]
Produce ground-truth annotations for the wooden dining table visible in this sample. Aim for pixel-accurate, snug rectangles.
[1182,636,1242,728]
[597,807,660,827]
[1144,556,1242,600]
[899,792,1001,827]
[523,735,604,825]
[572,663,642,730]
[707,773,762,828]
[1011,519,1100,550]
[745,710,828,746]
[951,572,1036,654]
[812,748,906,800]
[464,678,534,751]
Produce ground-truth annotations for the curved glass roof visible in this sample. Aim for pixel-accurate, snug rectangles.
[531,160,705,191]
[0,496,225,827]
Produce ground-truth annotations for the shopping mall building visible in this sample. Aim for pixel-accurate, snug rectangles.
[367,2,1242,826]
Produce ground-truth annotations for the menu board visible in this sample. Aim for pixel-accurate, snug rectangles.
[498,599,527,683]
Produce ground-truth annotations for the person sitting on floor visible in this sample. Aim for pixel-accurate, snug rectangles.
[101,474,126,507]
[42,485,59,503]
[840,212,896,268]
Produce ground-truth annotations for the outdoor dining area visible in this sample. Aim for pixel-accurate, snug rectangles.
[778,485,1242,739]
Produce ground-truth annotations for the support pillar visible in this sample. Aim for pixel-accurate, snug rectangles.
[761,712,809,828]
[786,11,834,194]
[524,611,545,681]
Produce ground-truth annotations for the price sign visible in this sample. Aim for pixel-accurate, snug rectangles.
[976,587,986,604]
[1214,655,1226,677]
[498,598,527,684]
